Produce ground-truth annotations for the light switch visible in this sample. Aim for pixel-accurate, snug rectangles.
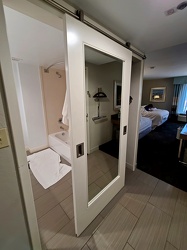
[0,128,9,149]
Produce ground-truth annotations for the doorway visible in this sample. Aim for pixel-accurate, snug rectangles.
[1,0,139,244]
[3,2,73,247]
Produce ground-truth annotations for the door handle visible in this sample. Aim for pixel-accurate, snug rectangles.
[123,126,127,135]
[76,143,84,158]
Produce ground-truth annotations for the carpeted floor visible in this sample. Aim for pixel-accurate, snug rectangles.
[137,120,187,192]
[99,120,187,192]
[99,139,119,159]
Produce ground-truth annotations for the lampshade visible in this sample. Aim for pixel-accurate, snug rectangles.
[93,88,107,98]
[154,95,160,99]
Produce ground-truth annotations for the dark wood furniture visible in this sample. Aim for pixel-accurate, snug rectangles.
[111,114,120,140]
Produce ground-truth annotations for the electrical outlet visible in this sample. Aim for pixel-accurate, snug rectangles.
[0,128,9,149]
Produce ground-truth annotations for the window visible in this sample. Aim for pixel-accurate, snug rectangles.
[176,84,187,114]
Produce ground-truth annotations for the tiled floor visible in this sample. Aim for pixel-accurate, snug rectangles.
[30,150,187,250]
[88,150,118,200]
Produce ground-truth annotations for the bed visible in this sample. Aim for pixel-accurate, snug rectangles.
[140,105,169,129]
[139,116,152,139]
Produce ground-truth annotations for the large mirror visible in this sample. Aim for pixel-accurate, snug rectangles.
[85,45,123,201]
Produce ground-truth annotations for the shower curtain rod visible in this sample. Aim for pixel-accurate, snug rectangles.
[43,0,146,60]
[44,61,64,72]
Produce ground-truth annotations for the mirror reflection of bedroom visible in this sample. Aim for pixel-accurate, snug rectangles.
[85,46,123,201]
[137,78,187,192]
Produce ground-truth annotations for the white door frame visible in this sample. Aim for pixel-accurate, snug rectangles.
[85,66,91,154]
[64,14,132,236]
[127,58,144,171]
[0,1,42,248]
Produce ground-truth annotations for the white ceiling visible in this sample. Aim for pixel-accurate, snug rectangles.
[4,1,187,79]
[85,46,118,65]
[4,6,64,69]
[66,0,187,79]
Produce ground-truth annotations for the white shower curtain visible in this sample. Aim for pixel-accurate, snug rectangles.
[62,90,69,126]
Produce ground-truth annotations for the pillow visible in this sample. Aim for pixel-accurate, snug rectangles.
[149,107,157,111]
[145,104,154,111]
[140,106,146,114]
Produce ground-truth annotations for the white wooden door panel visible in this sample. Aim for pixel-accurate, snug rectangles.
[64,14,132,236]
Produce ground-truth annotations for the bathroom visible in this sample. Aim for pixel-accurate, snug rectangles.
[4,5,68,156]
[4,4,121,167]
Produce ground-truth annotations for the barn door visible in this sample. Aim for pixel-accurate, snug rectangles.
[64,14,132,236]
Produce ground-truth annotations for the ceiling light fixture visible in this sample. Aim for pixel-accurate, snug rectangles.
[177,1,187,10]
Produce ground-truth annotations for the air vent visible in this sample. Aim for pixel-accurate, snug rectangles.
[12,57,23,62]
[164,8,177,16]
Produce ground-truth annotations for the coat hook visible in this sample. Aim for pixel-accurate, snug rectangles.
[56,72,62,78]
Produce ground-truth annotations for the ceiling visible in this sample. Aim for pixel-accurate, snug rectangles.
[66,0,187,79]
[4,6,64,69]
[3,1,187,79]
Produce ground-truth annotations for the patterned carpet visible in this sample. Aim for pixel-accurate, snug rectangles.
[137,120,187,192]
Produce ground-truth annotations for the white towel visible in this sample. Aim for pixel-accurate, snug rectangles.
[62,90,69,126]
[27,148,71,189]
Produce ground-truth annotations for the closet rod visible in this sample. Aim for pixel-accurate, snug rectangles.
[43,0,146,60]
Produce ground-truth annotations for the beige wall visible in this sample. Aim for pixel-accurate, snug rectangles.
[17,63,48,152]
[41,67,67,134]
[0,91,31,249]
[87,61,122,151]
[142,78,174,112]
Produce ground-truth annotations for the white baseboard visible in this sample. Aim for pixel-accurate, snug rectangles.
[25,146,30,151]
[126,162,137,171]
[29,144,48,154]
[90,146,99,153]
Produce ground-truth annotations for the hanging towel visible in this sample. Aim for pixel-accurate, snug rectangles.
[62,90,69,126]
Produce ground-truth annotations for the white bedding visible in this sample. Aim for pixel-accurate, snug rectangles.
[141,106,169,129]
[139,116,152,134]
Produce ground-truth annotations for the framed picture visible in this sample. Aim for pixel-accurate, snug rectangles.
[150,87,166,102]
[114,80,121,110]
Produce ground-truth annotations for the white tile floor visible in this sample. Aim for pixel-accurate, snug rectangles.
[30,150,187,250]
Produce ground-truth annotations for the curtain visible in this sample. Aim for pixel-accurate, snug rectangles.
[176,84,187,114]
[173,76,187,85]
[172,84,182,114]
[172,84,182,106]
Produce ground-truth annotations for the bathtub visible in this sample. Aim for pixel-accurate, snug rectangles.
[48,131,71,164]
